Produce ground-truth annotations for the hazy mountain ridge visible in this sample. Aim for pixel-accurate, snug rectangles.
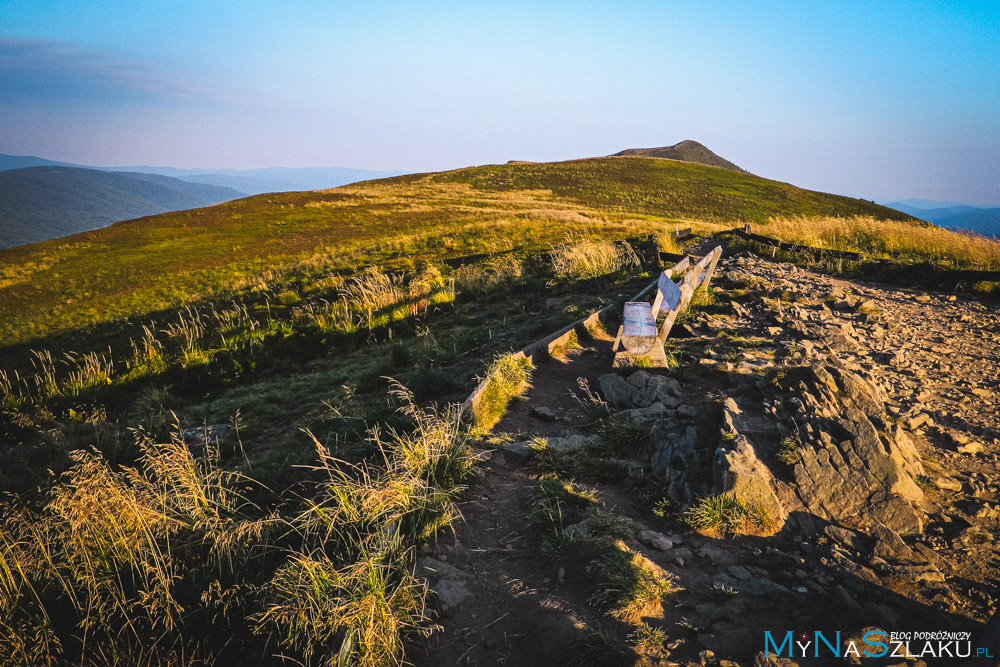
[0,154,83,171]
[0,154,408,196]
[612,140,748,173]
[0,154,411,248]
[885,199,1000,238]
[105,165,410,195]
[0,166,245,249]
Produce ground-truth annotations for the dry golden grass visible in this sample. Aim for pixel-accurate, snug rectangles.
[453,254,524,295]
[550,237,641,280]
[654,231,687,255]
[759,215,1000,270]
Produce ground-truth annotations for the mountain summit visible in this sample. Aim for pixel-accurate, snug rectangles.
[613,140,747,173]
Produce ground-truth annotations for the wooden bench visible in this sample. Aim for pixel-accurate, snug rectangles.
[612,246,722,367]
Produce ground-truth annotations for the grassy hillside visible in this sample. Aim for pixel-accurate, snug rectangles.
[0,167,245,249]
[0,156,915,349]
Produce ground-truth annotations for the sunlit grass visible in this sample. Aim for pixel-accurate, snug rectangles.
[0,157,914,349]
[759,215,1000,270]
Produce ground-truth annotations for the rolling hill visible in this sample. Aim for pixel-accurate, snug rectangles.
[0,151,996,667]
[0,155,916,348]
[612,140,748,173]
[0,167,246,248]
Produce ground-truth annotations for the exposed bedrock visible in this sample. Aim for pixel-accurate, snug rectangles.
[600,363,926,537]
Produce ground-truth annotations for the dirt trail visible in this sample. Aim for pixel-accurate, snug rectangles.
[415,334,622,666]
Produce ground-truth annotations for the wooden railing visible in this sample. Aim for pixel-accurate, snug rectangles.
[730,224,862,261]
[728,224,1000,288]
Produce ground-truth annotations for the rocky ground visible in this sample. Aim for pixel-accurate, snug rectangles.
[412,250,1000,666]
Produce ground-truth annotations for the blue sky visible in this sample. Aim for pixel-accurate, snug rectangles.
[1,1,998,203]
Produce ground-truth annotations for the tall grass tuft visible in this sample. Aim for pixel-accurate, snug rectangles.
[589,544,680,622]
[61,350,115,397]
[343,268,408,329]
[686,494,771,536]
[0,429,276,664]
[343,265,453,329]
[298,298,359,337]
[454,254,524,294]
[125,326,168,381]
[165,307,210,368]
[550,236,641,280]
[29,350,59,400]
[256,550,426,667]
[260,383,469,663]
[656,231,686,256]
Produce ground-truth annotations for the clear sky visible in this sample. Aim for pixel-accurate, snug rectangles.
[2,1,998,204]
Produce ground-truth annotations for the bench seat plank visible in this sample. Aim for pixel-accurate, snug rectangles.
[621,301,658,354]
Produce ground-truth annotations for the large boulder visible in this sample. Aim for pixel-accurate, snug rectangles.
[712,435,787,534]
[777,366,925,535]
[598,371,681,409]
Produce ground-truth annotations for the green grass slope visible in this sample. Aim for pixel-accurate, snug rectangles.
[0,156,915,348]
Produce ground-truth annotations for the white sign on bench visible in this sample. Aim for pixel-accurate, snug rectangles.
[651,271,682,315]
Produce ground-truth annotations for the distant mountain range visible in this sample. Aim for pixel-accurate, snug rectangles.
[882,199,1000,238]
[0,167,245,248]
[612,140,748,173]
[0,154,407,196]
[0,154,410,249]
